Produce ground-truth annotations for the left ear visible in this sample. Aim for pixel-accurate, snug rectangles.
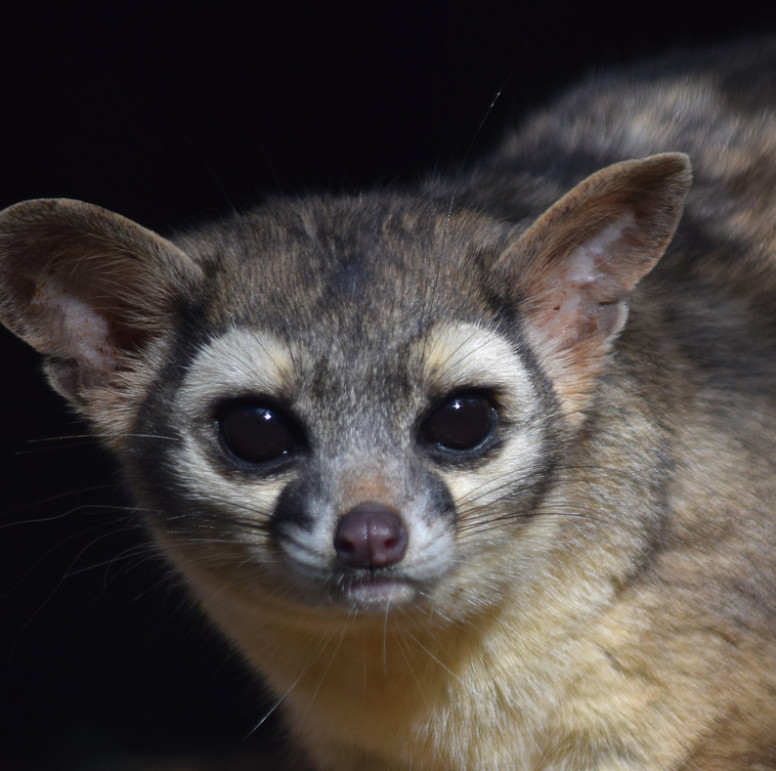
[0,198,205,439]
[493,152,691,421]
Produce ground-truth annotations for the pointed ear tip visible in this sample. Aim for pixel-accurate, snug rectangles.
[648,152,693,186]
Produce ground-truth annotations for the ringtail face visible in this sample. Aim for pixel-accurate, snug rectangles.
[0,156,689,632]
[135,200,568,623]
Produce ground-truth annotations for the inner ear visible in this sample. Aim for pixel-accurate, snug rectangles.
[0,198,204,404]
[27,261,156,400]
[527,209,639,344]
[493,153,692,420]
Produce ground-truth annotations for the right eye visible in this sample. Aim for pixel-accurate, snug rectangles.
[419,391,497,455]
[218,400,302,466]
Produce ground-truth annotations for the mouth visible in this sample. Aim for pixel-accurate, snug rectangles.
[336,572,417,608]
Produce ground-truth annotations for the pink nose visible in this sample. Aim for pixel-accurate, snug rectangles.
[333,503,408,568]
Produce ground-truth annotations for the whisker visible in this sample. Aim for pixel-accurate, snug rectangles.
[2,513,143,599]
[402,626,464,685]
[6,518,151,657]
[0,485,116,525]
[244,677,301,739]
[243,611,349,740]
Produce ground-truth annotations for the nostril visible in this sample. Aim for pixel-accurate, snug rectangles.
[334,502,408,569]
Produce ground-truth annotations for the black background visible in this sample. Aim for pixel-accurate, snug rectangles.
[1,2,774,768]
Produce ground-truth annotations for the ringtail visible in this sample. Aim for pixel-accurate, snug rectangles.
[2,40,776,770]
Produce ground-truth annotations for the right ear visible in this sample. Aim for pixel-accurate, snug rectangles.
[0,198,204,427]
[490,153,690,422]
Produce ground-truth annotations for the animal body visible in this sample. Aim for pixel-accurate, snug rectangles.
[2,40,776,769]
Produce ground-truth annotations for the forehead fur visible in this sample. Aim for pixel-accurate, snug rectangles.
[173,193,513,344]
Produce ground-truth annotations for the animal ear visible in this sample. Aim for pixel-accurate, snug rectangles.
[0,198,204,415]
[493,152,691,422]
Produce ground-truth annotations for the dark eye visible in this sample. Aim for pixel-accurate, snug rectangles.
[218,401,301,466]
[420,392,497,453]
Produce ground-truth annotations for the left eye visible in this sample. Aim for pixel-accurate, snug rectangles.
[419,392,497,453]
[218,401,302,466]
